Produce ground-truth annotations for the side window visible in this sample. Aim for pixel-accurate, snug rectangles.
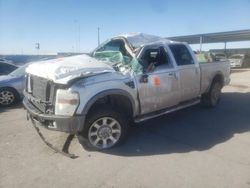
[169,44,194,66]
[141,46,172,72]
[0,64,15,74]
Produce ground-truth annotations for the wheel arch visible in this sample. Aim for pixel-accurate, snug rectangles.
[0,86,20,97]
[0,86,21,105]
[206,72,224,93]
[81,89,136,119]
[212,72,224,85]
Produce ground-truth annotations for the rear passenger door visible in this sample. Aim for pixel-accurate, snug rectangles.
[168,44,200,102]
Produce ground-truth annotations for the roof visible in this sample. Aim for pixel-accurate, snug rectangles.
[118,33,172,48]
[167,29,250,44]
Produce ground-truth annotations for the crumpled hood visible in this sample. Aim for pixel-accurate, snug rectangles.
[26,54,115,84]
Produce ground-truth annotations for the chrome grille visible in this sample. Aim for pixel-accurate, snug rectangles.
[31,76,49,101]
[26,75,54,113]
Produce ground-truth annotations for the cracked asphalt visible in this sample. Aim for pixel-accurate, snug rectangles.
[1,69,250,188]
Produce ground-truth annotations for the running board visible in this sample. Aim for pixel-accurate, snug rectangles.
[134,98,200,123]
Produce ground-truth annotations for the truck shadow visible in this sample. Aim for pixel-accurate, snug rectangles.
[0,103,23,113]
[104,92,250,156]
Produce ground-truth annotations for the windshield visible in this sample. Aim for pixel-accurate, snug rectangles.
[9,64,29,77]
[92,39,143,74]
[230,55,243,59]
[94,51,126,65]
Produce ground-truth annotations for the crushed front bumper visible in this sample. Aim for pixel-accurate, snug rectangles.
[23,97,85,134]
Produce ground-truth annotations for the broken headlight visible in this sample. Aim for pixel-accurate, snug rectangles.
[55,89,79,116]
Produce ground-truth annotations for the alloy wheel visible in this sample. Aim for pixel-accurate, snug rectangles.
[88,117,122,149]
[0,90,15,106]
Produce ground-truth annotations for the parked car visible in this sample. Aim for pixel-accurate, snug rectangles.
[0,58,13,64]
[0,64,28,106]
[213,53,227,61]
[0,62,18,75]
[228,54,250,68]
[23,33,231,150]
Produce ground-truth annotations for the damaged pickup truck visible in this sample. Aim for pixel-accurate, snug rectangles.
[23,33,230,150]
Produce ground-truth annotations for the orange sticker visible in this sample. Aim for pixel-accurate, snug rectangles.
[57,57,64,61]
[152,76,160,86]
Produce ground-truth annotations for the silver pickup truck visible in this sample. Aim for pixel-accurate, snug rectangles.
[23,33,230,150]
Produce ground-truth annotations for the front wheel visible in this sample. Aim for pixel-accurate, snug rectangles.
[78,106,128,150]
[201,81,222,107]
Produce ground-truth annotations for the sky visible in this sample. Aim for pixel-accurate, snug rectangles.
[0,0,250,54]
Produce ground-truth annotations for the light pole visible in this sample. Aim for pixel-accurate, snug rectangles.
[35,43,40,56]
[199,36,203,52]
[98,27,100,46]
[78,24,81,53]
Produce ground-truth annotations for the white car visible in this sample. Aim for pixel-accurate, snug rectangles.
[228,54,250,68]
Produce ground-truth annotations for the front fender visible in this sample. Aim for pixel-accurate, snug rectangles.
[80,89,136,116]
[72,76,139,117]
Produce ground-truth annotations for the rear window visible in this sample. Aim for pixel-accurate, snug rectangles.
[169,44,194,66]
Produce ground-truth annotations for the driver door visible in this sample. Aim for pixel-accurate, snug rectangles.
[135,45,180,115]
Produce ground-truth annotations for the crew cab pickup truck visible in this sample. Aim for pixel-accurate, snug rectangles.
[23,33,230,150]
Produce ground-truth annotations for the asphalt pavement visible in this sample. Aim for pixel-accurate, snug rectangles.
[1,69,250,188]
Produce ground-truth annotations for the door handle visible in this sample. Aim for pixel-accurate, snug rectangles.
[168,72,178,79]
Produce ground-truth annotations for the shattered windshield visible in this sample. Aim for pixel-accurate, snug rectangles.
[92,39,143,74]
[94,51,128,65]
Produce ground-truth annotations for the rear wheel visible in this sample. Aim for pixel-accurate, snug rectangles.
[201,81,222,107]
[78,106,129,150]
[0,88,19,107]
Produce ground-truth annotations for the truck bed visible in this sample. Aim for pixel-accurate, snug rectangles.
[200,61,231,94]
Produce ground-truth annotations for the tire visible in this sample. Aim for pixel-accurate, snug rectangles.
[242,61,250,68]
[201,81,222,107]
[77,105,129,150]
[241,62,246,68]
[0,88,20,107]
